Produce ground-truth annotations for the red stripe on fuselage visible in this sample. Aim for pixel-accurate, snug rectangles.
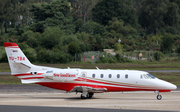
[35,82,171,92]
[13,73,43,77]
[75,77,155,89]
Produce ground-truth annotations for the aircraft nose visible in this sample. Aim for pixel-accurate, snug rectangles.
[167,83,177,90]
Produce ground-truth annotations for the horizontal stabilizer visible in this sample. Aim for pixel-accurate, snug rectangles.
[21,79,40,84]
[13,61,31,69]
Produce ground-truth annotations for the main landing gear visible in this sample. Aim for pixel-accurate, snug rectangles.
[80,86,94,99]
[155,91,162,100]
[81,93,94,99]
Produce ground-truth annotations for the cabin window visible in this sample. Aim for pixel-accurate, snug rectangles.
[140,75,143,79]
[117,74,120,78]
[82,73,86,78]
[125,74,128,79]
[109,74,112,78]
[92,74,95,78]
[100,74,104,78]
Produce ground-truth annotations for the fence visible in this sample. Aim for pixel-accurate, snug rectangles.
[122,51,180,61]
[81,51,100,63]
[76,50,180,63]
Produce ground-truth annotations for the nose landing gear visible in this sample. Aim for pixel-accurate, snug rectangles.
[157,94,162,100]
[155,91,162,100]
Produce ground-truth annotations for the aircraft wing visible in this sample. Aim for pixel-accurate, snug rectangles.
[70,86,107,93]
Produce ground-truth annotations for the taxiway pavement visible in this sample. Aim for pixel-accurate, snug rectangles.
[0,91,179,112]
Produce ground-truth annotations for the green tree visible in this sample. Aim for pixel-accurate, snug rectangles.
[40,27,64,49]
[70,0,99,22]
[104,18,137,38]
[30,0,75,34]
[139,0,169,34]
[68,42,81,55]
[165,2,179,26]
[79,20,105,35]
[0,0,19,34]
[92,0,138,28]
[161,33,174,53]
[74,19,84,32]
[114,43,123,53]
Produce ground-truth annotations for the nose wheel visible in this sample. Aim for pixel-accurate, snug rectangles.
[155,91,162,100]
[157,95,162,100]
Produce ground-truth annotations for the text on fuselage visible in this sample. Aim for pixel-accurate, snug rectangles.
[54,73,76,77]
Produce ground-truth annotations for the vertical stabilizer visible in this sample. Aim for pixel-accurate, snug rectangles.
[4,42,33,74]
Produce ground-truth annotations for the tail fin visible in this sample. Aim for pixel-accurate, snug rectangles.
[4,42,33,74]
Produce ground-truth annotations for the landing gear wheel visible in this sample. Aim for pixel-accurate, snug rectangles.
[81,94,88,99]
[88,93,94,98]
[157,95,162,100]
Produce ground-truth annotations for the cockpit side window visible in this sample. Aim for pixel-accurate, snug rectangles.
[143,74,148,79]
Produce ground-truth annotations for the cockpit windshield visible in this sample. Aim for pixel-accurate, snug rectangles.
[147,74,155,79]
[142,74,155,79]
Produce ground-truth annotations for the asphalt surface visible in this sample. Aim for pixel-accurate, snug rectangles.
[0,105,173,112]
[0,84,64,93]
[0,92,179,112]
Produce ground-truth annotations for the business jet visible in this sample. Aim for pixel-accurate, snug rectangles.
[4,42,177,100]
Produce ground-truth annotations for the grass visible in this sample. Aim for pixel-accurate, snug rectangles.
[151,72,180,85]
[0,75,21,84]
[1,61,180,71]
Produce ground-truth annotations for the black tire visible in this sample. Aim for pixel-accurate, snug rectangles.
[88,93,94,98]
[157,95,162,100]
[81,94,87,99]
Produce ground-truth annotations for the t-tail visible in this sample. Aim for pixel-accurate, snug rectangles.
[4,42,45,83]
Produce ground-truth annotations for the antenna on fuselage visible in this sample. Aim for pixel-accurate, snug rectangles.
[96,66,99,70]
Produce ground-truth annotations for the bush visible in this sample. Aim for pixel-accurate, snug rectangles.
[37,49,51,63]
[68,42,81,55]
[36,49,73,63]
[115,53,132,63]
[0,52,8,63]
[98,57,112,63]
[23,47,37,63]
[21,30,35,42]
[154,51,165,61]
[161,33,174,53]
[176,46,180,54]
[98,54,117,63]
[114,43,123,52]
[27,36,38,48]
[50,51,73,63]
